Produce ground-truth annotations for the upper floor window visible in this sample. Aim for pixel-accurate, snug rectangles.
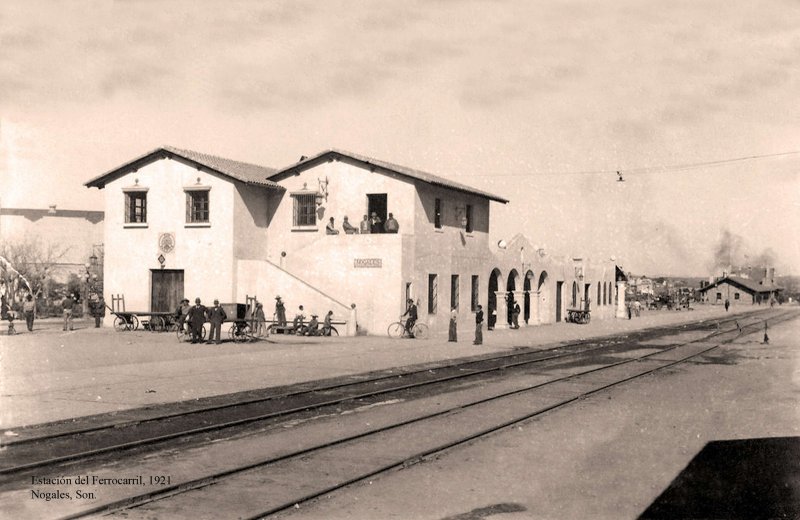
[124,191,147,223]
[434,198,442,229]
[293,194,316,227]
[465,204,473,233]
[186,188,210,223]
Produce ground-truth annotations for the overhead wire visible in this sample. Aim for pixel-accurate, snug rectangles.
[451,149,800,178]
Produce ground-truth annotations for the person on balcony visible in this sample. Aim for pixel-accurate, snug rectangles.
[326,217,339,235]
[384,213,399,233]
[360,215,371,234]
[370,212,383,234]
[342,216,358,234]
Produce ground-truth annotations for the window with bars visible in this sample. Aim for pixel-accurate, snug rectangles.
[186,190,210,223]
[451,274,459,310]
[293,194,317,227]
[124,191,147,223]
[471,275,479,311]
[428,274,438,314]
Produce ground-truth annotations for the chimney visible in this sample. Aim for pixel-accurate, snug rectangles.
[48,205,57,214]
[769,268,775,284]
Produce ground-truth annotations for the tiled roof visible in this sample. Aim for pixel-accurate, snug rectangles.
[270,149,509,204]
[85,146,282,190]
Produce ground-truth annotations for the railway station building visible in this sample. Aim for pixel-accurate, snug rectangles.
[85,146,622,336]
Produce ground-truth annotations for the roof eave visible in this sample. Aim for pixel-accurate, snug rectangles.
[270,150,509,204]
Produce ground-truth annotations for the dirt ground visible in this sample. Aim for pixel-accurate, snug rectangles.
[276,316,800,520]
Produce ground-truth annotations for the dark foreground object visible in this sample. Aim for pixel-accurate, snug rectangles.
[640,436,800,519]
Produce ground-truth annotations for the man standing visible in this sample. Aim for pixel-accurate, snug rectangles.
[92,295,106,328]
[187,298,208,344]
[511,301,521,329]
[384,213,399,233]
[207,299,227,344]
[474,304,484,345]
[323,310,334,336]
[359,215,371,234]
[448,306,458,342]
[62,293,75,331]
[275,296,287,327]
[23,294,36,332]
[724,298,730,312]
[175,298,191,333]
[402,299,417,338]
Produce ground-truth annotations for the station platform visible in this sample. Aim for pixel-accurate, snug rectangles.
[0,305,780,430]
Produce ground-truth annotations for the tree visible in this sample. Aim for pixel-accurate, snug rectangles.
[0,238,69,306]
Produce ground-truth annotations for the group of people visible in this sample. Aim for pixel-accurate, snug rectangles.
[402,298,484,345]
[277,296,336,336]
[326,212,399,235]
[626,299,642,319]
[173,295,336,342]
[174,297,228,344]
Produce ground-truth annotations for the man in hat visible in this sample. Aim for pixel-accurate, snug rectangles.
[275,296,286,327]
[402,298,417,338]
[61,293,76,331]
[175,298,191,334]
[384,212,399,233]
[306,314,320,336]
[186,297,208,344]
[207,299,227,344]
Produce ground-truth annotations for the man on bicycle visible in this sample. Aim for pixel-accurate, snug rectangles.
[402,299,418,338]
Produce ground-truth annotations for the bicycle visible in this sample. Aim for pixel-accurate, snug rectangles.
[387,317,428,339]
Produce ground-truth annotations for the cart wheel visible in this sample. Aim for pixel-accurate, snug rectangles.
[229,323,251,343]
[150,316,164,332]
[201,324,207,340]
[129,315,140,331]
[113,316,126,331]
[328,326,339,337]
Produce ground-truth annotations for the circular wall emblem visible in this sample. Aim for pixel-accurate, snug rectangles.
[159,233,175,254]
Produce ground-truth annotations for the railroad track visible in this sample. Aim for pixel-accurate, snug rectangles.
[2,309,794,520]
[0,310,776,478]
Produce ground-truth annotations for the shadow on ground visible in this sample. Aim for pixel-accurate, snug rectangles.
[639,436,800,519]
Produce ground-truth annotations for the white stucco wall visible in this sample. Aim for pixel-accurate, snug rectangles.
[265,159,417,262]
[102,158,238,313]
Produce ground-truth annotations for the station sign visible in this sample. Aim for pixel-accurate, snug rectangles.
[354,258,382,268]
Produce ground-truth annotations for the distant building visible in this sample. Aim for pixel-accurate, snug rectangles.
[0,204,104,282]
[698,275,782,305]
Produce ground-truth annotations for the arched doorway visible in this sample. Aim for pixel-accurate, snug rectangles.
[523,270,534,324]
[538,271,551,323]
[506,269,519,325]
[488,268,502,330]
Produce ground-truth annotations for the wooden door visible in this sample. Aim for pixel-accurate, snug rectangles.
[151,269,184,312]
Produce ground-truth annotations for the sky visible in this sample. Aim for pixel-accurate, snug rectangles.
[1,0,799,276]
